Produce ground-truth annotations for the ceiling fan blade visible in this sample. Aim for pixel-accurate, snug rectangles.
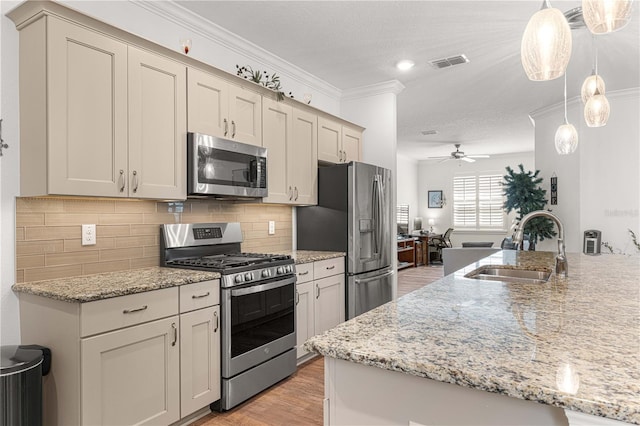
[461,157,475,163]
[437,157,453,163]
[467,155,490,158]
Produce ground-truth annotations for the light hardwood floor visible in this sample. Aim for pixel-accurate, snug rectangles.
[194,264,443,426]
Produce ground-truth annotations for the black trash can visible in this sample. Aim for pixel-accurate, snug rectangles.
[1,345,51,426]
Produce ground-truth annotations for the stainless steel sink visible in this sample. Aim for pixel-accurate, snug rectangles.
[464,266,552,284]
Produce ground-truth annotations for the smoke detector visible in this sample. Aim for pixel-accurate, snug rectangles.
[428,54,469,69]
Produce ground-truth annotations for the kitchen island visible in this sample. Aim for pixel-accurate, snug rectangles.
[305,251,640,425]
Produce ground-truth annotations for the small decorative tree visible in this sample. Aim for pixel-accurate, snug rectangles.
[503,164,556,250]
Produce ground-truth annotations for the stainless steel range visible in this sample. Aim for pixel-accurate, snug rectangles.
[161,222,297,411]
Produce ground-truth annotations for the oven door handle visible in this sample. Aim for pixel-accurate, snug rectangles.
[230,276,296,297]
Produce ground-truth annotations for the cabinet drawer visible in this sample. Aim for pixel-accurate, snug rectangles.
[314,257,345,280]
[179,280,220,313]
[295,263,314,284]
[81,287,178,337]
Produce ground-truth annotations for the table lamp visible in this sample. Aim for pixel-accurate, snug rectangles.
[428,219,435,233]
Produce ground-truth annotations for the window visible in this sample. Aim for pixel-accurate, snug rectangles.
[396,204,409,235]
[453,173,504,230]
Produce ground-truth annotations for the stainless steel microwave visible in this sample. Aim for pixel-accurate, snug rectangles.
[187,132,267,198]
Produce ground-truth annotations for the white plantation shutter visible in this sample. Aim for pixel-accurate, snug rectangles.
[396,204,409,233]
[453,176,477,227]
[453,173,505,230]
[478,174,504,228]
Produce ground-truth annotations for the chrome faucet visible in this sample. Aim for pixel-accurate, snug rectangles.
[511,210,567,278]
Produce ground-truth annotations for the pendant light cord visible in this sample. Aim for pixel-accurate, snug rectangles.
[563,72,568,123]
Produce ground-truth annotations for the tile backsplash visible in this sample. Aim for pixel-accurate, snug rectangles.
[16,198,293,283]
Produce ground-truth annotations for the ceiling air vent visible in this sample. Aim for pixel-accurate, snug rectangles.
[428,54,470,69]
[421,130,438,136]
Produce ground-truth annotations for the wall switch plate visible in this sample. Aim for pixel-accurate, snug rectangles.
[82,224,96,246]
[268,221,275,235]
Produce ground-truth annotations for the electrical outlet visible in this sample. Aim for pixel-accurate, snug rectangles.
[268,221,275,235]
[82,224,96,246]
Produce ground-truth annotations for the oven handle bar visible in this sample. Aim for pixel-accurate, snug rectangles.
[230,276,296,297]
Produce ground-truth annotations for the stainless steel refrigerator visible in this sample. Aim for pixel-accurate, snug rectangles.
[297,161,393,320]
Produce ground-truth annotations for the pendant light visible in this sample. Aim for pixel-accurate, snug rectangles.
[521,0,573,81]
[584,80,610,127]
[555,73,579,155]
[582,0,634,34]
[580,36,606,103]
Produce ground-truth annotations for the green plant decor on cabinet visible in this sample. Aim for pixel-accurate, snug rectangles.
[236,65,293,101]
[503,164,557,250]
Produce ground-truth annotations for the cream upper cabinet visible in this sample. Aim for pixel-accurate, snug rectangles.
[291,108,318,204]
[33,16,128,197]
[188,68,262,146]
[128,47,187,200]
[262,98,317,205]
[318,116,362,164]
[317,116,342,164]
[342,126,363,163]
[17,16,186,199]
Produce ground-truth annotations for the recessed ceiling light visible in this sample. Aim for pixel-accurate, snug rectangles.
[396,60,415,71]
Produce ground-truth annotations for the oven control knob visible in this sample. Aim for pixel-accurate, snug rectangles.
[287,265,293,273]
[235,275,243,283]
[245,273,252,281]
[277,267,284,275]
[262,269,270,278]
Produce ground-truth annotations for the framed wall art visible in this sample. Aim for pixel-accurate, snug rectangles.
[428,190,443,208]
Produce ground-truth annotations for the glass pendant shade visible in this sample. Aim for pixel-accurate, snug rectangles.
[582,0,634,34]
[555,122,579,154]
[521,1,573,81]
[584,92,611,127]
[580,73,606,103]
[555,72,578,155]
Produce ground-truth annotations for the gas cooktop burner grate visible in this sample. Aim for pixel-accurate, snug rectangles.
[167,252,292,270]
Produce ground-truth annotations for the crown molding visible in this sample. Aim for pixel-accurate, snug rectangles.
[530,87,639,118]
[131,0,342,100]
[342,80,406,101]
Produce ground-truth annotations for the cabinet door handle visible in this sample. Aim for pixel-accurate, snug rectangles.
[231,120,236,138]
[315,283,320,299]
[119,170,125,192]
[294,186,299,201]
[296,290,300,306]
[132,170,138,193]
[223,118,228,136]
[288,186,293,200]
[298,271,309,276]
[171,322,177,346]
[213,311,219,333]
[191,292,210,299]
[122,305,147,314]
[326,265,335,270]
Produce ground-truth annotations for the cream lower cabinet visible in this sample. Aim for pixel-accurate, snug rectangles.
[14,15,186,199]
[187,67,262,146]
[81,316,181,425]
[18,280,220,426]
[262,98,318,205]
[296,258,345,360]
[317,116,363,164]
[179,281,221,417]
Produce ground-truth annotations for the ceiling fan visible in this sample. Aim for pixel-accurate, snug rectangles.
[429,144,490,163]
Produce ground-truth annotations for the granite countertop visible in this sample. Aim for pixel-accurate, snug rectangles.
[12,267,220,303]
[282,250,346,264]
[305,250,640,424]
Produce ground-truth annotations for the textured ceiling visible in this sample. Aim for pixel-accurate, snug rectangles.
[176,1,640,160]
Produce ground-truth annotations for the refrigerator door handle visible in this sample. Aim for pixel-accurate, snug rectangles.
[354,269,394,284]
[374,174,384,259]
[372,176,380,257]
